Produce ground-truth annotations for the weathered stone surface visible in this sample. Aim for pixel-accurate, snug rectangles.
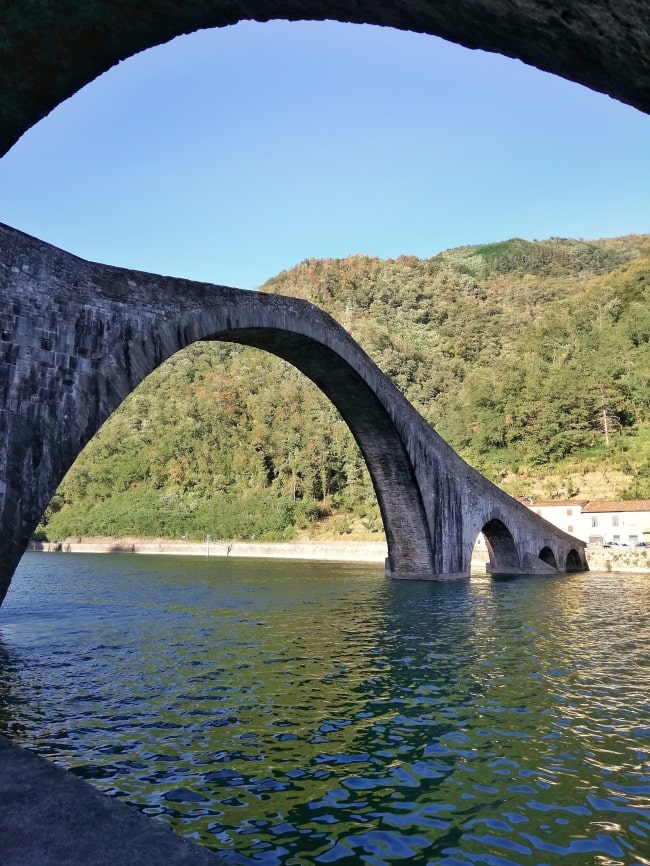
[0,735,228,866]
[0,222,587,605]
[1,0,650,156]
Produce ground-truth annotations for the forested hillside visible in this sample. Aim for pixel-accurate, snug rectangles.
[40,235,650,542]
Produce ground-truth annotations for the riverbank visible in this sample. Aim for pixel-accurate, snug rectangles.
[584,544,650,573]
[28,536,390,564]
[27,536,650,572]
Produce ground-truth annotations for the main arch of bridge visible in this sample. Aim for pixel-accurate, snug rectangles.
[0,223,587,605]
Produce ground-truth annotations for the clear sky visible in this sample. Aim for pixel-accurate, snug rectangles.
[1,20,649,290]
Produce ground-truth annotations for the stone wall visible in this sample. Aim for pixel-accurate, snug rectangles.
[585,546,650,574]
[29,537,390,563]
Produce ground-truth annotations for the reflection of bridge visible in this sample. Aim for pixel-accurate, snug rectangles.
[0,223,587,604]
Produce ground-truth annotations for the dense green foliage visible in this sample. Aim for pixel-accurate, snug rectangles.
[41,235,650,541]
[42,344,379,541]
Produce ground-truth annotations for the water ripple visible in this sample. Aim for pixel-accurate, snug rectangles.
[1,556,650,864]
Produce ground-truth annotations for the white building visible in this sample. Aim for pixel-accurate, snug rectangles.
[526,499,589,540]
[523,499,650,547]
[581,501,650,547]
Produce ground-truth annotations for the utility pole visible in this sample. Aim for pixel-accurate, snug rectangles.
[600,387,610,448]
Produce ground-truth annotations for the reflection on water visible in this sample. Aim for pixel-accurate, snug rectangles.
[1,553,650,864]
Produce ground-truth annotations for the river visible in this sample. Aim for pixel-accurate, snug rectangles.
[0,553,649,865]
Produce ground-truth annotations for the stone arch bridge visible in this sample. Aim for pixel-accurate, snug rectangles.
[5,0,647,602]
[0,223,587,605]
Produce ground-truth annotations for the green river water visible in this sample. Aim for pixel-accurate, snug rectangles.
[0,553,648,865]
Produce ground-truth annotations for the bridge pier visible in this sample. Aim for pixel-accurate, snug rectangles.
[0,223,587,604]
[385,560,470,581]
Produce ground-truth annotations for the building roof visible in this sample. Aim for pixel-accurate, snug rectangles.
[523,499,650,513]
[527,499,589,508]
[582,500,650,513]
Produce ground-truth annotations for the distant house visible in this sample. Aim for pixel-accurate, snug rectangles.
[522,499,650,546]
[581,500,650,547]
[524,499,589,541]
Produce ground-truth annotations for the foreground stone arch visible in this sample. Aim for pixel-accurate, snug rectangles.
[1,1,650,157]
[0,222,587,603]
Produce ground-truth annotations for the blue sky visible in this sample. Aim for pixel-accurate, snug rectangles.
[1,20,649,290]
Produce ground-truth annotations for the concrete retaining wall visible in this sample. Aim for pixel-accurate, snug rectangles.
[29,537,389,563]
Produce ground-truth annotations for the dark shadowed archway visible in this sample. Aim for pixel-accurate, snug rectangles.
[566,549,583,572]
[539,546,558,570]
[481,518,520,573]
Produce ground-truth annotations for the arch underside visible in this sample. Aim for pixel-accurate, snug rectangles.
[210,327,436,577]
[539,546,558,570]
[1,2,650,156]
[481,518,520,574]
[566,549,583,572]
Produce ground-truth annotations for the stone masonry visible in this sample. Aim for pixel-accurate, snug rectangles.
[0,222,587,605]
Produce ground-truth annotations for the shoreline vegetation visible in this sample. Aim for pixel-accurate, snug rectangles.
[26,536,650,573]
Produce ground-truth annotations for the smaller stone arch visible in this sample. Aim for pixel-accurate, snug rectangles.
[481,518,520,575]
[566,549,583,572]
[539,546,558,570]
